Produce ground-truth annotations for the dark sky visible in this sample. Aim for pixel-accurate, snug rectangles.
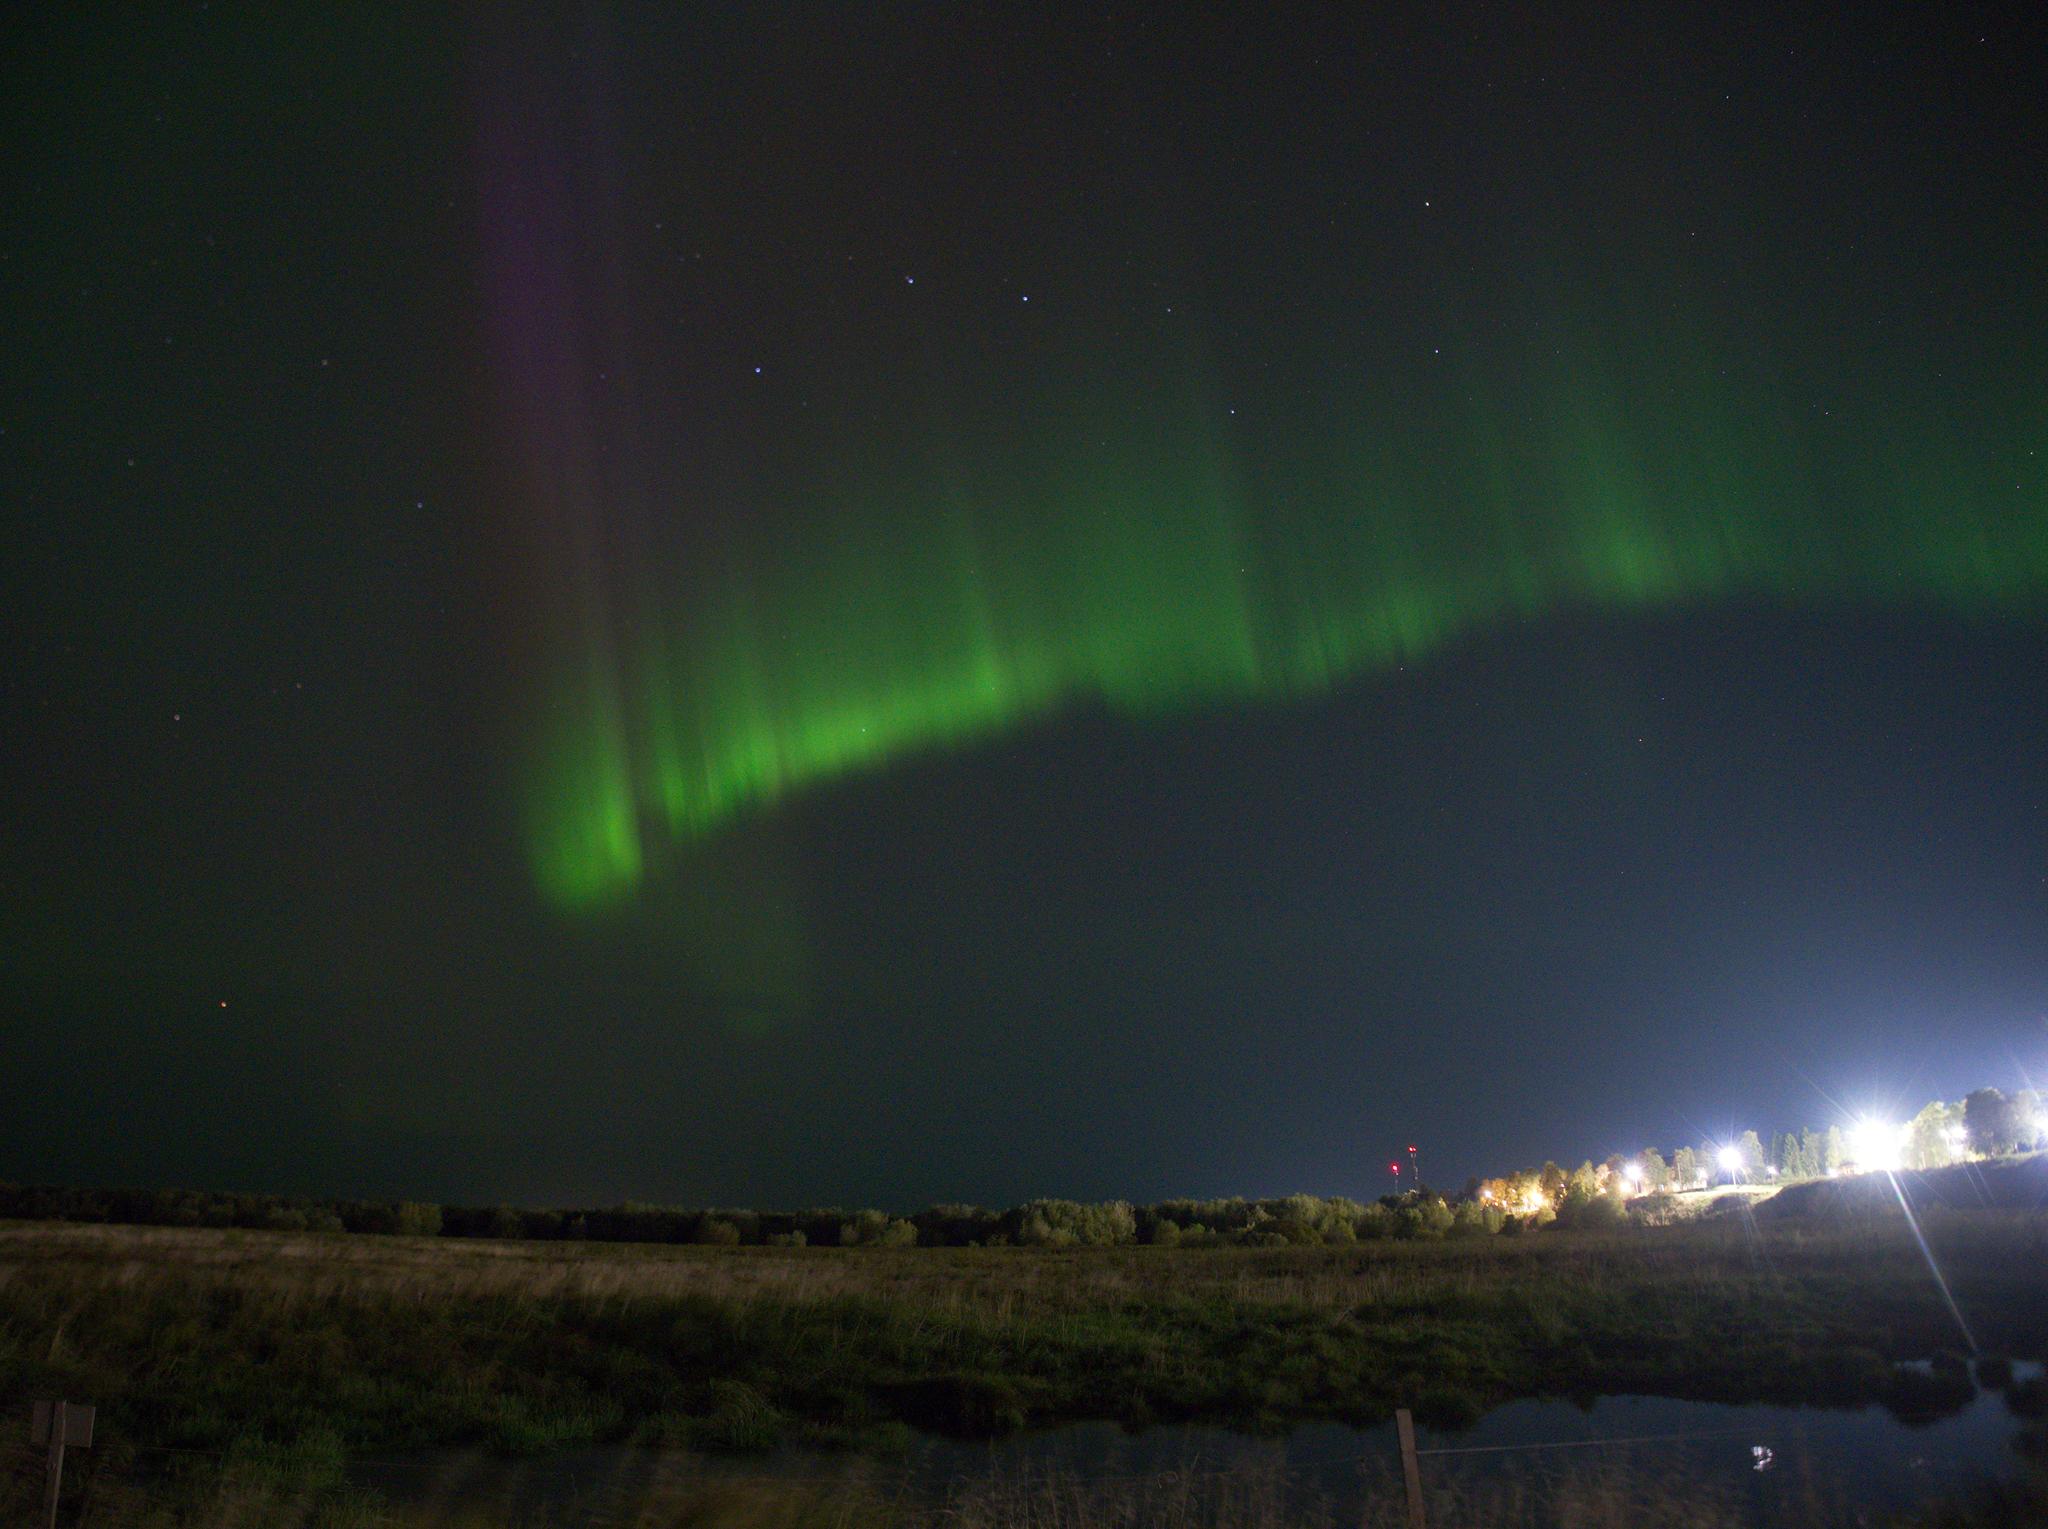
[4,4,2044,1209]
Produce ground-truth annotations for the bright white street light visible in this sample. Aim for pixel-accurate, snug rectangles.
[1849,1117,1905,1173]
[1716,1145,1743,1174]
[1622,1161,1644,1189]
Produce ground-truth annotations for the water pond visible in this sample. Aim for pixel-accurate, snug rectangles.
[355,1362,2044,1525]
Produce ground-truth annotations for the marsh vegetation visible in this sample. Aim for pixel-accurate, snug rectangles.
[2,1209,2045,1522]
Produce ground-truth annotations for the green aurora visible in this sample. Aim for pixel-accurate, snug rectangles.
[518,310,2046,909]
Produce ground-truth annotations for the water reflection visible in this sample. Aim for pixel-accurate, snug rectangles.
[354,1362,2043,1525]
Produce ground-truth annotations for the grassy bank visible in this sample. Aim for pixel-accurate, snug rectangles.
[4,1213,2044,1457]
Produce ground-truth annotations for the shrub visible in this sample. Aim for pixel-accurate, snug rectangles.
[839,1210,917,1247]
[1356,1204,1396,1240]
[1451,1200,1503,1237]
[1554,1184,1624,1230]
[1006,1199,1136,1247]
[394,1201,443,1237]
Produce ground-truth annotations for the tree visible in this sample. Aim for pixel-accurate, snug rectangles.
[1904,1100,1965,1170]
[2017,1091,2045,1150]
[1452,1199,1503,1237]
[1736,1130,1766,1179]
[1799,1127,1823,1180]
[1672,1146,1698,1189]
[1415,1195,1455,1238]
[1965,1088,2021,1156]
[1823,1125,1845,1175]
[1641,1148,1669,1191]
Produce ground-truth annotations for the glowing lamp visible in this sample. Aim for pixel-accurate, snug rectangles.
[1622,1161,1643,1188]
[1849,1117,1905,1173]
[1716,1145,1743,1173]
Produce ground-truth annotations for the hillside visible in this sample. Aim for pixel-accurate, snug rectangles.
[1756,1153,2048,1219]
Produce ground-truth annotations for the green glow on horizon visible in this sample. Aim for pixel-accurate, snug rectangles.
[519,331,2048,909]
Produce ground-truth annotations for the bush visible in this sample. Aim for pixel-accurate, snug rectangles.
[1553,1185,1625,1230]
[694,1217,741,1246]
[394,1201,443,1237]
[1392,1196,1454,1239]
[1006,1199,1136,1247]
[1451,1200,1503,1237]
[839,1210,917,1247]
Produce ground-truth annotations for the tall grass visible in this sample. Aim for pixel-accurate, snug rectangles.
[3,1215,2045,1523]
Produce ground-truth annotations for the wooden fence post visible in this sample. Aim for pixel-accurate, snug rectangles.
[31,1402,94,1529]
[1395,1406,1427,1529]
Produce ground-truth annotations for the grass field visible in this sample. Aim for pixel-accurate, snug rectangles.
[3,1211,2046,1524]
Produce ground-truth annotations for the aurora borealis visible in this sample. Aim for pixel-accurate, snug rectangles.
[5,4,2045,1208]
[502,304,2046,905]
[474,15,2047,908]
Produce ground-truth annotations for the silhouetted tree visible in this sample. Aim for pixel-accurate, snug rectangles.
[1966,1088,2022,1156]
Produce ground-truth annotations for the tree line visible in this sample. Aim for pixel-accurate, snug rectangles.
[0,1183,1504,1249]
[2,1089,2035,1251]
[1477,1084,2044,1226]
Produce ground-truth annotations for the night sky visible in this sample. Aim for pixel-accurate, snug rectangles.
[5,5,2044,1209]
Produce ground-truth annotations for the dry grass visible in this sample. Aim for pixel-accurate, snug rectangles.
[4,1215,2046,1525]
[8,1209,2039,1317]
